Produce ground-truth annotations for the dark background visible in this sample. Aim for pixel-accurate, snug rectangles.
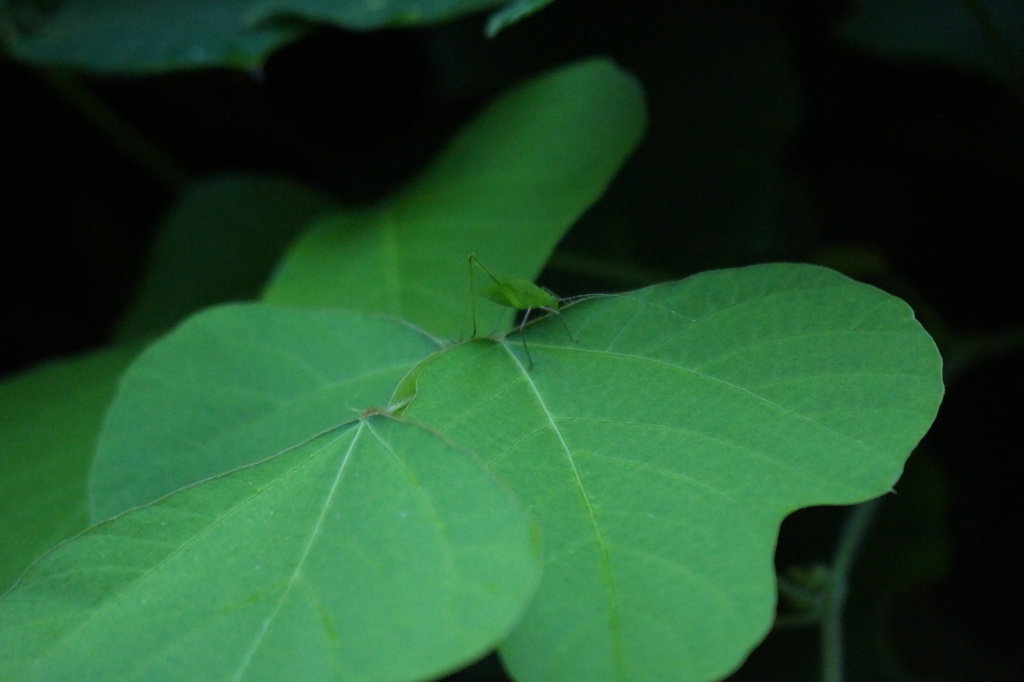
[2,0,1021,679]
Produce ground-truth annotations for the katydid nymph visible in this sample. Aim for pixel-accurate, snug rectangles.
[467,253,577,368]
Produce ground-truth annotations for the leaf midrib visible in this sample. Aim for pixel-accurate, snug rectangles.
[22,428,355,680]
[506,346,628,679]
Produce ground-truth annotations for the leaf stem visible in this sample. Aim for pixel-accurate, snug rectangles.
[820,497,883,682]
[43,68,188,191]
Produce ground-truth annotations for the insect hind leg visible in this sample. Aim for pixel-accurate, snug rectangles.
[517,308,535,368]
[541,307,578,343]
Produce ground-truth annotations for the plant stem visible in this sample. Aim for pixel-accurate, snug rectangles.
[821,497,883,682]
[43,69,188,191]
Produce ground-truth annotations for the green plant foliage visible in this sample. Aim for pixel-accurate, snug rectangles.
[840,0,1024,92]
[1,0,532,73]
[91,304,441,521]
[3,0,302,73]
[396,264,944,681]
[246,0,503,30]
[115,174,335,342]
[0,417,542,682]
[77,260,942,681]
[262,58,646,338]
[0,347,137,592]
[485,0,556,36]
[0,37,948,674]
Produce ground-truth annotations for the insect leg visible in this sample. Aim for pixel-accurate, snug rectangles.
[468,255,478,339]
[518,308,534,369]
[542,307,578,343]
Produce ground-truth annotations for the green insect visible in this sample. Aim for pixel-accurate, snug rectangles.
[467,253,577,368]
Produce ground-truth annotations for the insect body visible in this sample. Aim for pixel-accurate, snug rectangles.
[468,253,576,368]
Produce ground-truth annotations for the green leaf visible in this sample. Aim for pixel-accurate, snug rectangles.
[839,0,1024,92]
[91,304,440,521]
[398,263,944,681]
[246,0,503,30]
[5,0,303,73]
[0,347,137,592]
[0,417,541,682]
[116,174,335,342]
[485,0,555,37]
[4,0,518,73]
[262,58,646,339]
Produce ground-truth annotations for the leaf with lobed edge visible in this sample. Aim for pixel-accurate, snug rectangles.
[397,263,944,682]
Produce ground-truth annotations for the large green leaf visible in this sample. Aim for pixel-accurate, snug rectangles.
[0,347,136,592]
[4,0,302,73]
[840,0,1024,92]
[485,0,556,36]
[262,59,646,339]
[246,0,552,35]
[246,0,502,29]
[0,417,541,682]
[115,174,335,342]
[91,304,441,521]
[2,0,527,73]
[397,263,944,681]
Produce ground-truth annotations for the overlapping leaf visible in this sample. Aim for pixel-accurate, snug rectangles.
[4,0,301,73]
[840,0,1024,92]
[3,0,540,73]
[91,304,440,521]
[397,263,944,681]
[262,59,646,339]
[115,174,335,342]
[0,347,137,591]
[485,0,556,36]
[1,417,541,682]
[246,0,502,30]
